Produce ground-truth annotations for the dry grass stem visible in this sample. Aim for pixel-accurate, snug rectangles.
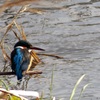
[20,25,27,40]
[30,51,40,63]
[0,44,11,62]
[14,21,26,40]
[25,8,44,14]
[37,53,64,59]
[0,23,13,46]
[0,0,38,13]
[12,30,20,40]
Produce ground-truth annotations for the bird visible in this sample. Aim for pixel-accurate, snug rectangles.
[11,40,44,80]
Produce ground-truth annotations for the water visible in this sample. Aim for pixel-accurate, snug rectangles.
[0,0,100,100]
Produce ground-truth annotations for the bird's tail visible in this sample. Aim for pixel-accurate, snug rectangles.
[16,68,23,80]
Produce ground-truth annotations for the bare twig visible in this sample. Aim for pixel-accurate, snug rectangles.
[0,70,42,75]
[25,70,42,75]
[0,72,15,75]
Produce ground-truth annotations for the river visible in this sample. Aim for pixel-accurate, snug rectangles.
[0,0,100,100]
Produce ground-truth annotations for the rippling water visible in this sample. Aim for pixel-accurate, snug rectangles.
[0,0,100,100]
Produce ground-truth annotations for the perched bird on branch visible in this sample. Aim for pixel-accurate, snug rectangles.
[11,40,44,80]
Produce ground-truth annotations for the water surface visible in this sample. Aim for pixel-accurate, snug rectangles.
[0,0,100,100]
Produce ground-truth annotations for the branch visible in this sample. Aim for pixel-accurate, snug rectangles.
[0,72,15,75]
[0,71,42,75]
[25,71,42,75]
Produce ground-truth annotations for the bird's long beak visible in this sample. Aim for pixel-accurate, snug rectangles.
[30,47,45,51]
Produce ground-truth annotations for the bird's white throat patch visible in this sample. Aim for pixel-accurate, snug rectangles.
[15,46,25,49]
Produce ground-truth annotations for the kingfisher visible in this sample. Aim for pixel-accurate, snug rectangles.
[11,40,44,80]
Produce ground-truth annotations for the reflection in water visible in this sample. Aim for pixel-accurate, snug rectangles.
[0,0,100,100]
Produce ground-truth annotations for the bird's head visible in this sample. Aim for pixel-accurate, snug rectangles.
[14,40,45,51]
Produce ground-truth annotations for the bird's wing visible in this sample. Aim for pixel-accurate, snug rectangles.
[11,48,24,80]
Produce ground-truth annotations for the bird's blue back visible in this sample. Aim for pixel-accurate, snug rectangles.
[11,48,30,80]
